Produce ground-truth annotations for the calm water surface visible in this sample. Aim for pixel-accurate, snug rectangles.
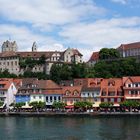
[0,116,140,140]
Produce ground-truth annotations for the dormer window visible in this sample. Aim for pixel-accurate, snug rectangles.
[65,90,70,96]
[108,81,115,86]
[73,90,78,96]
[0,84,5,88]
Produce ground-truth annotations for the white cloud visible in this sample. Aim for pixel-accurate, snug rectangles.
[111,0,127,4]
[0,24,65,52]
[59,17,140,60]
[0,0,106,31]
[0,0,140,62]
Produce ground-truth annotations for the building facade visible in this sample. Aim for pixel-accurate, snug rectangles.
[62,86,82,106]
[117,42,140,60]
[123,76,140,101]
[81,78,101,107]
[0,40,83,75]
[16,78,63,107]
[100,78,124,106]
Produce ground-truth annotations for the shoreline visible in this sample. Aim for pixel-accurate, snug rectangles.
[1,112,140,117]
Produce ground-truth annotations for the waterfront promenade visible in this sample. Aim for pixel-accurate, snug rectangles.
[1,111,140,117]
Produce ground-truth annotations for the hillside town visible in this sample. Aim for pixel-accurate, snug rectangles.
[0,40,140,112]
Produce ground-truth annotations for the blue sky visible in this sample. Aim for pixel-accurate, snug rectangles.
[0,0,140,60]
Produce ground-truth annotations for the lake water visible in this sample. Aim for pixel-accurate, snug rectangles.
[0,116,140,140]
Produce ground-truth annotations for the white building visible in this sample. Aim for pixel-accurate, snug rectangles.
[0,79,17,108]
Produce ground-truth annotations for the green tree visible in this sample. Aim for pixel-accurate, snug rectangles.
[0,101,4,107]
[52,101,66,110]
[74,101,93,111]
[14,102,25,109]
[50,64,61,83]
[38,55,46,64]
[99,48,120,60]
[29,101,46,110]
[99,102,114,108]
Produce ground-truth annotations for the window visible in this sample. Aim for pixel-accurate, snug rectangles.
[11,61,13,66]
[135,83,139,87]
[73,90,78,96]
[33,96,36,99]
[50,96,52,101]
[58,96,61,101]
[0,84,4,88]
[54,96,56,101]
[15,61,17,66]
[82,93,85,96]
[39,96,42,99]
[46,96,48,102]
[117,98,121,102]
[128,84,131,87]
[70,100,73,104]
[110,98,114,102]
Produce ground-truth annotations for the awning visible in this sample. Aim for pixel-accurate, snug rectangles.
[125,97,140,99]
[65,105,74,109]
[21,105,32,109]
[113,104,120,107]
[93,102,100,107]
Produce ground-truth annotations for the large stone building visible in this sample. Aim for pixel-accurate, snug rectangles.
[117,42,140,59]
[0,40,83,75]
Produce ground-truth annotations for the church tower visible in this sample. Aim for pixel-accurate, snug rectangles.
[32,42,37,52]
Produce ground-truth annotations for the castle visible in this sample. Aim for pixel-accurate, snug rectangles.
[0,40,83,75]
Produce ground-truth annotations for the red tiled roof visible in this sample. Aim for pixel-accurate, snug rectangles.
[0,51,63,58]
[100,78,123,94]
[72,49,83,56]
[117,42,140,50]
[88,51,99,62]
[19,79,62,94]
[62,86,82,97]
[17,51,62,58]
[13,79,22,89]
[0,79,13,90]
[123,76,140,84]
[0,52,17,57]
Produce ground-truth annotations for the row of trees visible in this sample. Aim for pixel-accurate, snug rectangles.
[8,100,140,112]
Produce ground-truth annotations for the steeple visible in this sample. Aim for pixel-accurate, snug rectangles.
[32,42,37,52]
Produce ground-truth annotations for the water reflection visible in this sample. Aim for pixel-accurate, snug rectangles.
[0,116,140,140]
